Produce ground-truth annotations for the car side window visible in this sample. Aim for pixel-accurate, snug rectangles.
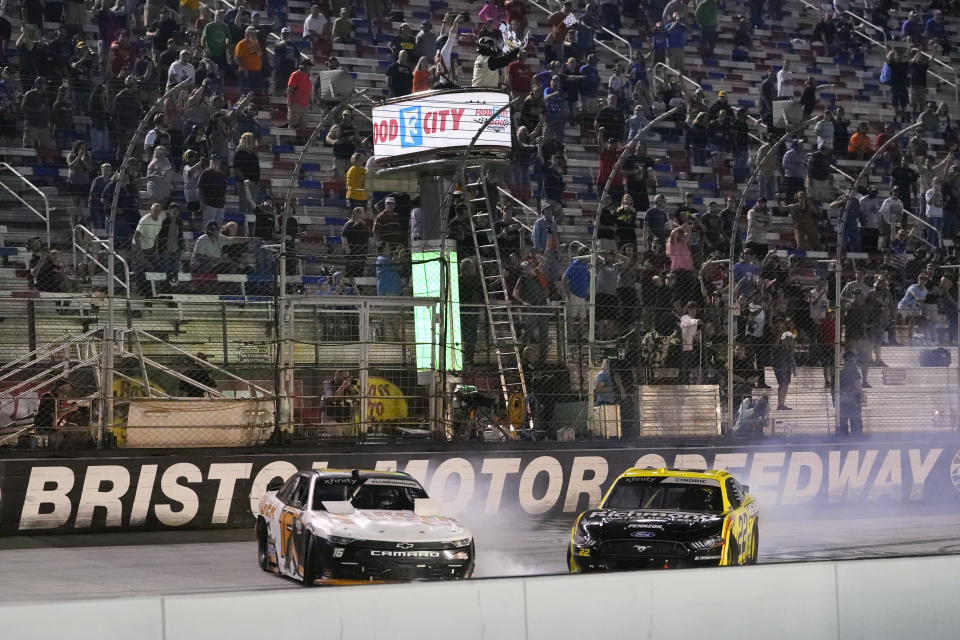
[276,476,299,505]
[725,478,743,509]
[291,476,311,509]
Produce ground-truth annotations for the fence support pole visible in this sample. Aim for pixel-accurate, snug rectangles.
[832,121,923,434]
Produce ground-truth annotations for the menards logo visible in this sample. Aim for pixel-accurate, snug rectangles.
[4,447,951,531]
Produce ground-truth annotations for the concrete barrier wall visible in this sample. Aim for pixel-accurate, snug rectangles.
[5,555,960,640]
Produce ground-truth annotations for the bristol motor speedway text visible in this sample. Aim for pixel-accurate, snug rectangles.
[2,445,959,533]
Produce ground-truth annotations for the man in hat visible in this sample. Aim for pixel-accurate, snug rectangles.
[531,203,558,253]
[179,352,217,397]
[373,196,404,249]
[286,58,312,133]
[274,26,301,93]
[836,350,863,436]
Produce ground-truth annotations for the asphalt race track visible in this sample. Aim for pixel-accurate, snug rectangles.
[1,506,959,602]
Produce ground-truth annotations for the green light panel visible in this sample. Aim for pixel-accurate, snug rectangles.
[411,249,462,371]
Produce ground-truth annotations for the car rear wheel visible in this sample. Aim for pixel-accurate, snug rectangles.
[256,519,271,572]
[301,533,318,587]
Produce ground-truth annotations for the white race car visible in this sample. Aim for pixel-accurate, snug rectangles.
[256,469,475,584]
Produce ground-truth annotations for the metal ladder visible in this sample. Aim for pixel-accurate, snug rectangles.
[461,168,527,400]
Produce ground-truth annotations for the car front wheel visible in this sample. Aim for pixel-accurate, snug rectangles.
[256,519,271,572]
[301,533,318,587]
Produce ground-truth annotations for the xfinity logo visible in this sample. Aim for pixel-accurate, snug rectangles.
[631,531,656,538]
[370,550,440,558]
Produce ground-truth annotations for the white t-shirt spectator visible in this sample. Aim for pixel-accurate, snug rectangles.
[776,68,794,98]
[167,60,195,91]
[745,207,771,244]
[135,213,166,250]
[878,196,903,226]
[926,187,943,219]
[858,194,881,229]
[303,12,329,39]
[680,314,701,352]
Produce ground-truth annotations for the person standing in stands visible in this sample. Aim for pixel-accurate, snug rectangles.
[157,202,185,285]
[235,26,264,93]
[373,196,405,249]
[273,27,301,94]
[771,331,797,410]
[88,163,113,229]
[346,153,368,212]
[695,0,718,56]
[744,197,771,258]
[835,351,862,436]
[201,10,231,71]
[286,59,312,137]
[198,156,227,227]
[386,49,414,97]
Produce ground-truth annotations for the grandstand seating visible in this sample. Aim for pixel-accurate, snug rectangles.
[0,0,959,439]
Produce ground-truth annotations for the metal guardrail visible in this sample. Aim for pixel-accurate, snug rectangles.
[796,0,959,103]
[528,0,632,64]
[72,225,131,297]
[0,162,51,247]
[652,62,702,93]
[496,186,536,232]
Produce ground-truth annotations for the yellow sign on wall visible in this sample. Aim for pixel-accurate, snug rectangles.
[366,376,409,422]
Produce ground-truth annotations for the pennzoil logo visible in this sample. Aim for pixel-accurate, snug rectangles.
[950,450,960,493]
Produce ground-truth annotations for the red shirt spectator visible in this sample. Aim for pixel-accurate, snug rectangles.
[597,141,624,188]
[287,68,312,106]
[507,56,532,95]
[109,32,137,79]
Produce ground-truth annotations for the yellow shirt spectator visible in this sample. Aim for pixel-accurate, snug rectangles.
[346,165,368,201]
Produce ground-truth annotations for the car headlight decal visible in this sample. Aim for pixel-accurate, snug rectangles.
[689,534,725,550]
[573,520,594,547]
[328,535,355,545]
[451,537,472,548]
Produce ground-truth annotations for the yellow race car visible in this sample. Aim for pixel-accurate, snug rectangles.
[568,467,759,572]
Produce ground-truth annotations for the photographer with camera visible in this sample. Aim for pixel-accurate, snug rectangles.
[321,369,357,423]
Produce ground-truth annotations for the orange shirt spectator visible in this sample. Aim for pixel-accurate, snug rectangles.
[235,31,263,72]
[848,124,873,158]
[412,69,431,93]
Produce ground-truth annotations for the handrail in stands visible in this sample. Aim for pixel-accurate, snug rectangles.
[72,225,131,297]
[496,187,536,232]
[652,62,702,93]
[796,0,959,103]
[842,11,887,47]
[0,162,51,247]
[528,0,632,64]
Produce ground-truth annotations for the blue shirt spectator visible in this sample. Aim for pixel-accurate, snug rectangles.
[531,211,556,252]
[652,29,668,52]
[645,201,667,241]
[579,63,600,97]
[544,85,563,118]
[563,256,590,299]
[376,253,403,296]
[734,257,759,296]
[665,21,688,48]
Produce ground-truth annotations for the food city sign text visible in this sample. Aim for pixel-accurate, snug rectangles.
[2,444,959,533]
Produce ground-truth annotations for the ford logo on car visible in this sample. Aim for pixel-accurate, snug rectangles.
[630,531,656,538]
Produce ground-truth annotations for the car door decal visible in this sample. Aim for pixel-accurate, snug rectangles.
[280,508,302,576]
